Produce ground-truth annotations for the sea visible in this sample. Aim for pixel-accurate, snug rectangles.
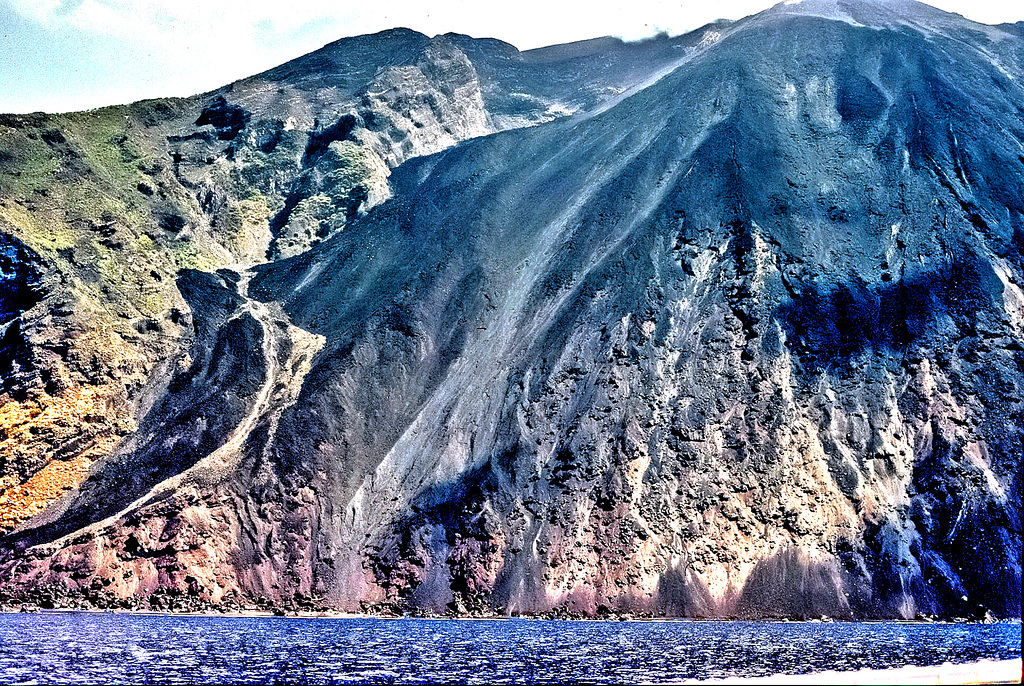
[0,613,1020,684]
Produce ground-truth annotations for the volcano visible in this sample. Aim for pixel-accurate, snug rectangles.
[0,0,1021,619]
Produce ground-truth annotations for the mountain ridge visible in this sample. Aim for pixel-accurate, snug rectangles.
[0,0,1021,619]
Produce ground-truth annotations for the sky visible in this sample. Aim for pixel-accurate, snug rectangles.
[1,0,1021,114]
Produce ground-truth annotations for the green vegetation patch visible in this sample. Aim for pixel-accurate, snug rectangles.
[171,239,217,272]
[220,189,271,255]
[56,108,147,191]
[0,125,62,198]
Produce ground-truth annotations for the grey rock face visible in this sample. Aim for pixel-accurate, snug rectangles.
[1,1,1021,619]
[0,25,691,540]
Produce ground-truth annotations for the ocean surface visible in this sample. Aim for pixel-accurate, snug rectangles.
[0,613,1020,684]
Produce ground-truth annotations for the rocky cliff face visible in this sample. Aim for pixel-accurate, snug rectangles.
[0,28,692,537]
[0,0,1021,619]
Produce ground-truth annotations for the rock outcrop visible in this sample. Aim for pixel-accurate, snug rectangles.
[0,28,691,539]
[0,0,1021,619]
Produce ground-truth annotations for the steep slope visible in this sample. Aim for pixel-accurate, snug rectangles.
[0,29,697,538]
[2,0,1022,619]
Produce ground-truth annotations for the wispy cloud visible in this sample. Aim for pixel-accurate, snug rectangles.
[8,0,387,43]
[1,0,1020,113]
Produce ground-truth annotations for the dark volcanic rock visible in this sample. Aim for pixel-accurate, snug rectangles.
[0,18,694,537]
[0,0,1021,619]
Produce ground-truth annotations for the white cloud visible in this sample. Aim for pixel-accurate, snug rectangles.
[1,0,1021,112]
[3,0,767,55]
[9,0,1022,61]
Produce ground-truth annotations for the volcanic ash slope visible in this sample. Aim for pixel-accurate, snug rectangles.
[1,0,1022,619]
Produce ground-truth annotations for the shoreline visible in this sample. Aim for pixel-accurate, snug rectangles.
[2,607,1021,625]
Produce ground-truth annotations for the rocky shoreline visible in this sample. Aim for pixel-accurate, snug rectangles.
[1,594,1012,623]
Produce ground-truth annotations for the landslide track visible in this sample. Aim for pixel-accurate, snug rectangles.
[0,0,1021,619]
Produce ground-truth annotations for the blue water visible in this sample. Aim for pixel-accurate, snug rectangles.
[0,613,1019,684]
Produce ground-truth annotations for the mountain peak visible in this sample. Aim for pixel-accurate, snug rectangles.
[757,0,980,30]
